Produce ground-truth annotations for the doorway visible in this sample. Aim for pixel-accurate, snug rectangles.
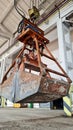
[51,98,63,109]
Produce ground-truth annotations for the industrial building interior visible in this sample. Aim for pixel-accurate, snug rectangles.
[0,0,73,129]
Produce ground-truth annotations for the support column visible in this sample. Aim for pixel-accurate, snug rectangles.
[0,58,7,108]
[57,18,68,72]
[57,18,73,79]
[57,18,73,116]
[0,58,6,83]
[0,61,1,83]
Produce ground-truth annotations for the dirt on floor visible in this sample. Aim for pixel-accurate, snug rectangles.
[0,108,73,130]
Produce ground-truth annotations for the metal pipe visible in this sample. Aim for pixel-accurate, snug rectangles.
[37,0,71,25]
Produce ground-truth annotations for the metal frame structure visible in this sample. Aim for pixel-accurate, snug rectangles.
[0,18,71,103]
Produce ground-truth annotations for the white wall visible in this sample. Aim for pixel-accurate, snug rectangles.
[71,30,73,49]
[44,28,73,81]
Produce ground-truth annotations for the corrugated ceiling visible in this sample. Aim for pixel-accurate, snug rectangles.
[0,0,71,50]
[0,0,56,47]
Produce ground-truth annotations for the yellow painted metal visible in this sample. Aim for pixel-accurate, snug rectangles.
[13,103,21,108]
[1,97,6,107]
[28,6,40,20]
[63,84,73,116]
[69,84,73,94]
[63,96,71,107]
[64,106,72,116]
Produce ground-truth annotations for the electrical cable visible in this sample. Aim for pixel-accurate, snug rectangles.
[14,0,26,33]
[17,19,24,33]
[14,0,25,18]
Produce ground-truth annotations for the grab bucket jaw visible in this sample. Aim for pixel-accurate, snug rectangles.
[0,71,70,103]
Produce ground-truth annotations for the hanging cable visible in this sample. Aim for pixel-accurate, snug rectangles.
[14,0,26,33]
[32,0,34,7]
[14,0,25,18]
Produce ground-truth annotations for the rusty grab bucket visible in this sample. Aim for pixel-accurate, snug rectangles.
[0,21,71,103]
[0,70,70,103]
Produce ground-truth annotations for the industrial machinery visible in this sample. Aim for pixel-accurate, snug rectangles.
[0,1,72,103]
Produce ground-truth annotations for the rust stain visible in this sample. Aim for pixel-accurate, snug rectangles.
[0,18,71,103]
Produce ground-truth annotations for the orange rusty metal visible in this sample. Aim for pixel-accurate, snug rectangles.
[0,18,72,103]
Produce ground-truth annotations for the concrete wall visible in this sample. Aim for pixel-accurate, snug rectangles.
[45,28,73,81]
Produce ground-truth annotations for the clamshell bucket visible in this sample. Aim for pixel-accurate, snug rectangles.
[0,19,71,103]
[0,70,70,103]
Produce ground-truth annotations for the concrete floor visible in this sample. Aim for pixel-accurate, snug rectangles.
[0,108,73,130]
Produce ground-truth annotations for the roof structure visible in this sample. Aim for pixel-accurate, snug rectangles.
[0,0,72,54]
